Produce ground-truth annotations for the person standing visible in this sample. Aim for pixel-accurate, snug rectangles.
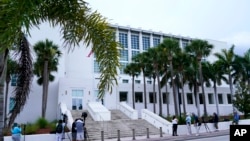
[72,119,77,141]
[55,119,64,141]
[192,113,200,136]
[172,116,178,136]
[75,118,85,141]
[233,111,240,125]
[213,112,219,131]
[11,123,22,141]
[185,113,192,135]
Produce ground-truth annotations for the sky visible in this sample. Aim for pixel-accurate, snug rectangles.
[29,0,250,55]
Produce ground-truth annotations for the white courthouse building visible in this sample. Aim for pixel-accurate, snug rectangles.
[7,24,233,123]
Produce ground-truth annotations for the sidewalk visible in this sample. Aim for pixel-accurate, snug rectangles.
[105,129,229,141]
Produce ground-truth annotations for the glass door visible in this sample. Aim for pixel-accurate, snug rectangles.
[72,89,83,110]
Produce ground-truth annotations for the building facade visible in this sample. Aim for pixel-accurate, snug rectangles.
[7,24,233,123]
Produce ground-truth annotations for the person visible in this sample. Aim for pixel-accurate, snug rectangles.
[55,119,64,141]
[213,112,219,131]
[72,119,77,141]
[11,123,22,141]
[185,113,192,135]
[192,113,200,136]
[233,111,240,125]
[75,118,85,141]
[172,115,178,136]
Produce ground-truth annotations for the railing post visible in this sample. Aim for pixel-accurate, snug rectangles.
[101,131,104,141]
[147,128,149,138]
[160,127,163,137]
[117,130,121,141]
[132,129,136,140]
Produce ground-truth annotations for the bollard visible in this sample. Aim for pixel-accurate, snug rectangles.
[117,130,121,141]
[132,129,136,140]
[101,131,104,141]
[160,127,163,137]
[147,128,149,138]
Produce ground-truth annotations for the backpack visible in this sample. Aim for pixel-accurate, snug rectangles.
[56,123,63,133]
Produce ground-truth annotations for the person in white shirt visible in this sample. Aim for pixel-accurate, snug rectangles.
[172,115,178,136]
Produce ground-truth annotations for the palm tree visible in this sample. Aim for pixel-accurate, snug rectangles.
[124,63,140,109]
[4,57,18,127]
[160,38,181,116]
[132,52,149,109]
[185,39,213,116]
[0,0,120,133]
[214,45,237,112]
[202,61,226,116]
[33,39,62,118]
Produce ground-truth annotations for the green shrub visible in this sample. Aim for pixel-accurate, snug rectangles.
[35,117,49,128]
[24,123,39,135]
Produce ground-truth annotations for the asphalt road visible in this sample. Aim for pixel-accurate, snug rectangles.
[186,135,229,141]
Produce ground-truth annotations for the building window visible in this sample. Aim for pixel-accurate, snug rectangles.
[11,74,18,86]
[163,92,169,104]
[182,40,189,48]
[227,94,232,104]
[122,79,129,83]
[135,80,140,84]
[94,60,100,73]
[135,92,143,103]
[120,62,128,74]
[147,80,152,84]
[208,93,214,104]
[142,36,150,50]
[9,97,15,112]
[120,49,128,61]
[153,37,160,47]
[199,93,203,104]
[119,92,128,102]
[119,32,128,48]
[218,93,223,104]
[132,50,140,58]
[178,93,182,104]
[72,89,83,110]
[94,90,101,102]
[149,92,157,103]
[131,34,139,49]
[187,93,193,104]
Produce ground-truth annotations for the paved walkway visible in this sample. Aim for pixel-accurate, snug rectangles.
[105,129,229,141]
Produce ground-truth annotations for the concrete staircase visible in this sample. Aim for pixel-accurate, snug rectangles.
[71,109,162,140]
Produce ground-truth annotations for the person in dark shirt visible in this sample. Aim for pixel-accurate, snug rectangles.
[71,119,77,141]
[213,112,219,131]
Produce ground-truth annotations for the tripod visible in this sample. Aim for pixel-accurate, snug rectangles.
[198,122,211,133]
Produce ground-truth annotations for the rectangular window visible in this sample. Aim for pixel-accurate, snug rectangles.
[122,79,129,83]
[153,37,160,47]
[132,50,140,58]
[120,62,128,74]
[227,94,232,104]
[187,93,193,104]
[135,80,140,84]
[147,80,152,84]
[72,89,83,110]
[218,93,223,104]
[142,36,150,50]
[119,32,128,48]
[135,92,143,103]
[94,60,100,73]
[163,92,169,104]
[149,92,157,103]
[119,92,128,102]
[182,40,189,48]
[11,74,18,86]
[120,49,128,61]
[208,93,214,104]
[131,34,139,49]
[9,97,15,112]
[199,93,203,104]
[72,90,84,97]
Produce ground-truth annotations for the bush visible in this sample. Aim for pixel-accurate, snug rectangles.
[35,117,49,128]
[24,123,39,135]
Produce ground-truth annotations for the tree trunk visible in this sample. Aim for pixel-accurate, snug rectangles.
[180,73,186,115]
[132,76,135,109]
[0,50,8,141]
[42,61,49,118]
[153,76,156,113]
[165,76,170,117]
[213,82,219,116]
[156,71,162,116]
[229,72,234,112]
[199,62,207,116]
[194,83,200,117]
[143,70,147,109]
[170,61,178,116]
[4,80,10,127]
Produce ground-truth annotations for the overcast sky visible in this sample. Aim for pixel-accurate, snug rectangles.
[29,0,250,55]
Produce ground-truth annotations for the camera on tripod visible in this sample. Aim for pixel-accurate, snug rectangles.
[81,112,88,123]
